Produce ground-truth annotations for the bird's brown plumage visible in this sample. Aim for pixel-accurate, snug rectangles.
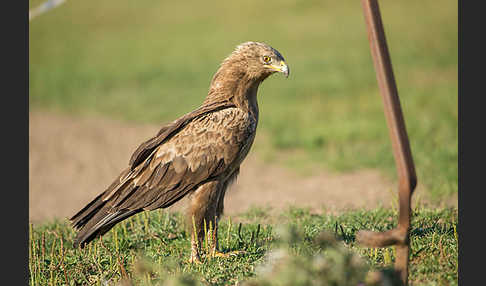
[70,42,289,256]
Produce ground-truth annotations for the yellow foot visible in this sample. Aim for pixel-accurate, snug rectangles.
[188,254,202,264]
[210,250,246,258]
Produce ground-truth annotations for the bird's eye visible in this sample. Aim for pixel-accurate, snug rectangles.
[262,56,272,64]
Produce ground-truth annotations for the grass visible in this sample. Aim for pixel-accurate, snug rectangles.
[28,206,457,285]
[28,3,457,283]
[29,0,457,201]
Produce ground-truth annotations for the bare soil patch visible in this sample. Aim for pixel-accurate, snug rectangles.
[29,111,444,224]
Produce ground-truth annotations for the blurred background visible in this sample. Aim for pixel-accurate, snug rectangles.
[29,0,457,223]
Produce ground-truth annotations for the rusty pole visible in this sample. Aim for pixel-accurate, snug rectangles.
[357,1,417,285]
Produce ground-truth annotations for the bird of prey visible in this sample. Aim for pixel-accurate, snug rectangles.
[70,42,289,262]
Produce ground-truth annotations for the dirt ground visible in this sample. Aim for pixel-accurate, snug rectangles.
[29,111,449,225]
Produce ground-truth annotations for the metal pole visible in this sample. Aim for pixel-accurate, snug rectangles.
[357,1,417,285]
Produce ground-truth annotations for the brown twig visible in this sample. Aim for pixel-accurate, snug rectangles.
[41,232,46,262]
[59,235,69,284]
[117,255,130,280]
[358,1,417,285]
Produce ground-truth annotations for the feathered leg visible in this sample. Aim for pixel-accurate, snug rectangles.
[186,181,220,263]
[210,169,244,258]
[186,170,240,263]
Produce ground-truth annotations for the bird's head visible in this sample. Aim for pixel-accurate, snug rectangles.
[226,41,290,81]
[207,42,289,101]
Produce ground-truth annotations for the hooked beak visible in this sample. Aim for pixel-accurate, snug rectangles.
[269,60,290,78]
[280,61,290,78]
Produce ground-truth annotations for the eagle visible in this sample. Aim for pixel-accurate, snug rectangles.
[70,42,289,262]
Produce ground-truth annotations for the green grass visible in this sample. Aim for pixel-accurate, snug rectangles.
[29,1,457,200]
[28,206,457,285]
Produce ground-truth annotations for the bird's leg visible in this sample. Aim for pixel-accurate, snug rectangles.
[186,179,244,262]
[202,208,228,259]
[187,212,203,264]
[206,180,226,257]
[186,182,218,263]
[208,216,222,257]
[189,228,202,264]
[208,176,245,258]
[208,217,245,258]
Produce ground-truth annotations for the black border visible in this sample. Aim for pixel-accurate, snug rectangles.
[458,0,479,285]
[4,0,29,284]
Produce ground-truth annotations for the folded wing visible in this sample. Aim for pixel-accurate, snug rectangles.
[70,104,252,247]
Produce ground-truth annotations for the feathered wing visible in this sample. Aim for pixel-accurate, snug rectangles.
[70,103,254,248]
[128,101,236,168]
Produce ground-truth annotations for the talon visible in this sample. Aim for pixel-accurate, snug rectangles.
[210,250,246,258]
[188,254,202,264]
[189,243,202,264]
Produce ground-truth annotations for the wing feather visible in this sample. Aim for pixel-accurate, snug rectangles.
[100,106,254,214]
[128,101,236,168]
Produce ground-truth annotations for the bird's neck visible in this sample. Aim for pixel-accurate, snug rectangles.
[204,65,262,118]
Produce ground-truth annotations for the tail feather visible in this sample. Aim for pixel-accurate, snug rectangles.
[70,192,106,230]
[70,191,141,248]
[72,208,140,248]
